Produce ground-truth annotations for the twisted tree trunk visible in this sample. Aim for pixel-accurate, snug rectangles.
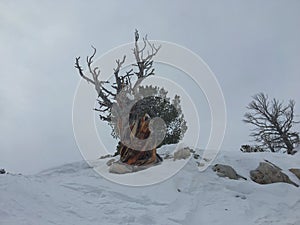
[119,114,161,166]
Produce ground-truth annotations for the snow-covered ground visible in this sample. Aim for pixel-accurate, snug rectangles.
[1,146,300,225]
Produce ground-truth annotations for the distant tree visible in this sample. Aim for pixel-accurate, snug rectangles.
[243,93,300,154]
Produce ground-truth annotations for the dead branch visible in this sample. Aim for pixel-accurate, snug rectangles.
[74,30,161,125]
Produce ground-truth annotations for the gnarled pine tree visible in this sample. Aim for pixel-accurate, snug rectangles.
[75,30,163,165]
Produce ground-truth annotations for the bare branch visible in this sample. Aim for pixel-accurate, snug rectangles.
[75,57,95,85]
[113,55,126,93]
[132,30,161,81]
[74,30,161,131]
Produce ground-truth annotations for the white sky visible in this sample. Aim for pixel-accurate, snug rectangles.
[1,0,300,174]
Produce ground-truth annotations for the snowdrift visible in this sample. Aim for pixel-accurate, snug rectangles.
[1,146,300,225]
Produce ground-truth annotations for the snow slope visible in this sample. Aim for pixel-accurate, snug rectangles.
[1,146,300,225]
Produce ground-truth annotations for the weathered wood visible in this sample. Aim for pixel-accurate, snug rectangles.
[119,114,161,166]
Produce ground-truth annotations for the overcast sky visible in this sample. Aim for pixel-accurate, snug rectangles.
[1,1,300,174]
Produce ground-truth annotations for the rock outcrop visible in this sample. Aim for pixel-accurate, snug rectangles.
[250,162,299,187]
[289,168,300,180]
[212,164,247,180]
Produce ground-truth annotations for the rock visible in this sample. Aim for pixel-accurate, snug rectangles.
[197,162,205,167]
[250,162,299,187]
[109,160,162,174]
[264,159,282,170]
[240,145,264,153]
[173,147,191,161]
[99,154,113,159]
[0,168,6,174]
[235,195,247,200]
[193,154,200,159]
[189,149,196,154]
[212,164,247,180]
[289,168,300,180]
[109,162,134,174]
[106,159,116,166]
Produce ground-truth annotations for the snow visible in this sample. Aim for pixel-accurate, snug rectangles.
[1,146,300,225]
[87,144,193,186]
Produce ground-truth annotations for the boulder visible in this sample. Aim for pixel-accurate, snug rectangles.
[109,160,162,174]
[0,168,6,174]
[173,147,191,161]
[250,162,299,187]
[109,161,134,174]
[212,164,247,180]
[289,168,300,180]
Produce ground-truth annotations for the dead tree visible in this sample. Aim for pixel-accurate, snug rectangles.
[243,93,300,154]
[75,30,162,165]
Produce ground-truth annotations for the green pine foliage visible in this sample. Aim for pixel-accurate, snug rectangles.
[113,85,187,153]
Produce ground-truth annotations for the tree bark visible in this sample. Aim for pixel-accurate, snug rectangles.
[118,114,162,166]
